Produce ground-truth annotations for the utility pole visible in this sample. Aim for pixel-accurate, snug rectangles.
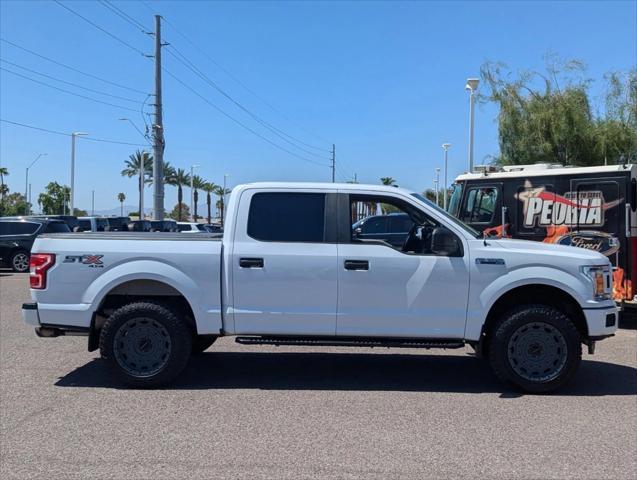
[465,78,479,173]
[331,144,336,183]
[91,190,95,216]
[152,14,165,221]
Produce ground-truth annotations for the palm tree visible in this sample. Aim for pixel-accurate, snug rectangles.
[214,185,232,227]
[203,182,218,224]
[191,175,207,221]
[171,168,191,221]
[380,177,397,186]
[0,166,8,203]
[121,150,153,215]
[117,192,126,216]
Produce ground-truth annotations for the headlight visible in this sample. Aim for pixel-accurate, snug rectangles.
[580,265,612,300]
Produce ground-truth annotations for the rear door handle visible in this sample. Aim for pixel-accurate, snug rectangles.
[344,260,369,271]
[239,257,264,268]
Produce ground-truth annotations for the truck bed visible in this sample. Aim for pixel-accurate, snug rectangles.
[28,232,224,335]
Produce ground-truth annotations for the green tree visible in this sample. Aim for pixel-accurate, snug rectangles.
[169,202,190,221]
[38,182,70,215]
[214,185,231,227]
[1,192,29,216]
[117,192,126,216]
[121,150,152,215]
[73,208,88,217]
[480,58,637,166]
[0,166,7,205]
[191,175,206,221]
[202,182,217,224]
[380,177,397,186]
[169,168,191,222]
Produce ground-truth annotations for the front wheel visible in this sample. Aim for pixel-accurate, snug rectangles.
[99,302,192,387]
[488,304,581,393]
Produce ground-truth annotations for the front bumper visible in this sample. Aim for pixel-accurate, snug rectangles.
[583,304,619,337]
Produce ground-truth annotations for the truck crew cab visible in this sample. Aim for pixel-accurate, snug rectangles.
[450,164,637,305]
[22,183,618,392]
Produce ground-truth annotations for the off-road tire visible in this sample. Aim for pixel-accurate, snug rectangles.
[10,250,30,273]
[192,335,217,354]
[488,304,582,393]
[99,301,192,387]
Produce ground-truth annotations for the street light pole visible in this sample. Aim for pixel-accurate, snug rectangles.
[91,190,95,216]
[465,78,479,173]
[70,132,87,215]
[442,143,451,210]
[25,153,46,215]
[434,168,440,206]
[190,164,199,222]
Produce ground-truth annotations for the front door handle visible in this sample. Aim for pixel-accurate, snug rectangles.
[239,257,264,268]
[344,260,369,271]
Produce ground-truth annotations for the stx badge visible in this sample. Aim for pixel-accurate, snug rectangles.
[64,255,104,267]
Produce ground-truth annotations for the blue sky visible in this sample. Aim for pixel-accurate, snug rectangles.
[1,0,635,212]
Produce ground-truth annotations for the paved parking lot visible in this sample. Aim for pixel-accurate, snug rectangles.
[1,270,636,479]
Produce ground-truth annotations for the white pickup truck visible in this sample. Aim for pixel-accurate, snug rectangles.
[22,183,618,392]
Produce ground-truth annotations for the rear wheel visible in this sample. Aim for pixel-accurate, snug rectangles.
[488,304,581,393]
[99,302,192,387]
[10,250,29,273]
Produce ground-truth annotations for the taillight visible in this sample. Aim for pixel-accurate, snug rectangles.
[29,253,55,289]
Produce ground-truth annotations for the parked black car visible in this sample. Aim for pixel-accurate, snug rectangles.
[352,213,414,247]
[105,216,131,231]
[202,224,223,233]
[150,220,178,232]
[29,215,81,232]
[126,220,152,232]
[0,218,70,272]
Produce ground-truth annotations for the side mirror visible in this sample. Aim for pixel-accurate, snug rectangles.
[431,227,462,257]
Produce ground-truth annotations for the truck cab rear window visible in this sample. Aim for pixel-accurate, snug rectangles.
[0,221,40,235]
[248,192,325,242]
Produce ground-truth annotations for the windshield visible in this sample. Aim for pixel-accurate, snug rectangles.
[410,193,480,238]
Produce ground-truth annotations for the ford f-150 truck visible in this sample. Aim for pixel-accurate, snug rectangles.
[22,183,618,392]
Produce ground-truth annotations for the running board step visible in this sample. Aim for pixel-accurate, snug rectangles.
[235,336,465,349]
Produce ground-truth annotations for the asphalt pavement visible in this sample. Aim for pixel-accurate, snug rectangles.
[1,270,636,479]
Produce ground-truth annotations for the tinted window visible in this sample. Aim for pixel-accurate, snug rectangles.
[196,224,206,231]
[44,222,70,233]
[248,192,325,242]
[96,219,108,231]
[177,224,190,232]
[79,219,91,231]
[389,214,414,233]
[361,217,387,234]
[0,221,40,235]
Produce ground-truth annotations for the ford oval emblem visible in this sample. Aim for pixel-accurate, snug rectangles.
[556,231,619,257]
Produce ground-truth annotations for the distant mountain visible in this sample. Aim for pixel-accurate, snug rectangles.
[93,205,148,216]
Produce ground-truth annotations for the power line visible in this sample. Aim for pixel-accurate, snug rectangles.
[140,0,332,147]
[162,67,330,167]
[53,0,147,57]
[0,59,142,103]
[0,119,151,146]
[0,38,148,94]
[165,46,330,159]
[98,0,149,33]
[1,66,141,112]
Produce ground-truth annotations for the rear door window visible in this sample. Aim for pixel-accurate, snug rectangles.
[44,222,70,233]
[248,192,326,242]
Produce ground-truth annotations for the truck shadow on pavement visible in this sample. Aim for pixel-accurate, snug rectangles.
[55,351,637,396]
